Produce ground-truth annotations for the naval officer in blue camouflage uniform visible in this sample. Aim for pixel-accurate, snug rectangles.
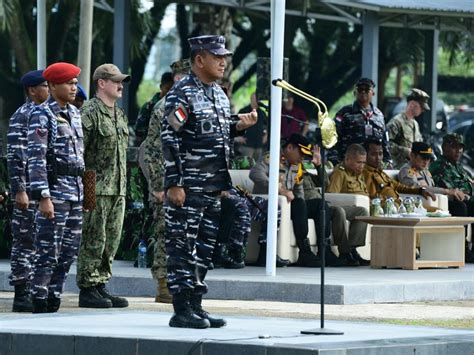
[7,70,49,312]
[27,62,84,313]
[329,78,392,166]
[161,35,257,329]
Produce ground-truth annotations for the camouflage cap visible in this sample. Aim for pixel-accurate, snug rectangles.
[188,35,232,56]
[93,63,131,82]
[170,59,191,75]
[443,133,464,147]
[407,88,430,111]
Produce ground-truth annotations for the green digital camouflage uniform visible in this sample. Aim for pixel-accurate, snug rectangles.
[430,156,473,198]
[387,112,423,169]
[76,97,129,288]
[142,97,167,280]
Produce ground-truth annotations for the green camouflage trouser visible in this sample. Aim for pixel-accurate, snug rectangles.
[150,201,166,280]
[76,195,125,288]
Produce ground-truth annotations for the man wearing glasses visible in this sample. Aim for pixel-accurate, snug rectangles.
[76,64,130,309]
[329,78,391,166]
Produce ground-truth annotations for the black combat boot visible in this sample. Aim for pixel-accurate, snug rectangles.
[169,290,210,329]
[190,293,226,328]
[47,296,61,313]
[79,286,112,308]
[96,284,129,308]
[32,298,48,314]
[296,239,321,267]
[338,252,360,267]
[256,243,290,267]
[12,283,33,312]
[213,243,242,269]
[228,246,246,269]
[351,248,370,266]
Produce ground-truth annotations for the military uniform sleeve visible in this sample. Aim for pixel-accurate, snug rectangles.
[145,99,166,192]
[392,179,420,195]
[6,109,29,194]
[387,118,410,164]
[249,161,270,193]
[161,88,188,189]
[429,161,452,189]
[27,109,50,199]
[327,168,345,193]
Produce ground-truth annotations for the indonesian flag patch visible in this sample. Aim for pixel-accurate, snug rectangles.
[174,105,188,123]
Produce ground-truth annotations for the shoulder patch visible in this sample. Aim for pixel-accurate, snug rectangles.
[408,168,416,176]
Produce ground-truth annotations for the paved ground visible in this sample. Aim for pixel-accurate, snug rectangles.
[1,291,472,329]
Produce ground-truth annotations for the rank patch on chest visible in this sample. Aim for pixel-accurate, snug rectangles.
[35,127,48,138]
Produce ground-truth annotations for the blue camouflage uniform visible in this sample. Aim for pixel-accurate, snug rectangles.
[7,99,38,286]
[161,71,242,296]
[28,97,84,301]
[329,101,391,165]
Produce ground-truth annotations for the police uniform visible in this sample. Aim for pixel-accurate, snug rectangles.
[76,64,130,308]
[329,78,391,165]
[162,35,240,329]
[398,142,445,194]
[387,89,429,168]
[7,71,46,291]
[27,62,84,312]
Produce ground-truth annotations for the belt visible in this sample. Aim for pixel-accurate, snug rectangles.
[56,164,85,177]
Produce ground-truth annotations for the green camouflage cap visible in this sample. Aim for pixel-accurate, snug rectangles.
[443,133,464,147]
[407,88,430,111]
[170,59,191,75]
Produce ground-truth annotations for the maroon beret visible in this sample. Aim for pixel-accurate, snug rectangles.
[43,62,81,84]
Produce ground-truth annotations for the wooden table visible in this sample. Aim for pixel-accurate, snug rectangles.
[355,216,474,270]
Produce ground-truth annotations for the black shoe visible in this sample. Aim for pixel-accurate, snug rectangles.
[321,249,347,267]
[213,244,244,269]
[190,294,226,328]
[276,255,290,267]
[79,286,112,308]
[169,310,211,329]
[339,252,360,267]
[32,299,48,313]
[296,250,321,267]
[12,284,33,312]
[256,243,289,267]
[208,262,214,270]
[96,284,129,308]
[351,248,370,266]
[47,297,61,313]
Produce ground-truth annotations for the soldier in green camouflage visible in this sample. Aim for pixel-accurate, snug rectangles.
[134,72,174,146]
[387,89,429,168]
[76,64,131,308]
[140,59,190,303]
[429,133,474,262]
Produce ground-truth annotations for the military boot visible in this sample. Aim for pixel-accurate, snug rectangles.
[47,296,61,313]
[79,286,112,308]
[296,239,321,267]
[97,284,129,308]
[12,283,33,312]
[226,245,245,269]
[213,243,242,269]
[351,248,370,266]
[155,278,172,303]
[169,290,210,329]
[32,299,48,314]
[190,293,226,328]
[318,247,347,267]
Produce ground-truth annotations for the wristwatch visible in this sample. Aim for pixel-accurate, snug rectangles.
[40,189,51,199]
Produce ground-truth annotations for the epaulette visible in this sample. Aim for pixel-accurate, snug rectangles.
[408,168,416,176]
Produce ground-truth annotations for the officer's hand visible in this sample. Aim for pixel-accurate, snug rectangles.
[152,191,165,203]
[39,198,55,219]
[236,109,258,131]
[15,191,29,210]
[312,145,322,167]
[421,190,436,201]
[454,189,467,202]
[167,187,186,207]
[280,190,294,203]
